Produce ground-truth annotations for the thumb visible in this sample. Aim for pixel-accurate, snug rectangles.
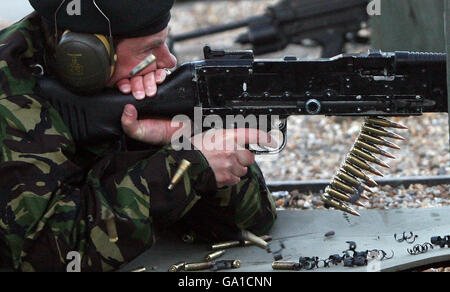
[121,104,143,140]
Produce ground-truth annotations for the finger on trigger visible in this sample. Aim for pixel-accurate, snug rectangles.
[236,128,278,148]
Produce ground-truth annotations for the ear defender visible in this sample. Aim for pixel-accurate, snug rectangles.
[55,30,116,94]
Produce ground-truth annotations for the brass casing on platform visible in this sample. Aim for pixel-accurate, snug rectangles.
[168,261,187,272]
[272,261,299,270]
[211,235,272,251]
[205,250,226,262]
[184,261,214,271]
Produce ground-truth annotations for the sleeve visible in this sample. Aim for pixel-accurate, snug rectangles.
[0,94,216,272]
[173,162,278,243]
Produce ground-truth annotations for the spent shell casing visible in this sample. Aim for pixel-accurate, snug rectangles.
[212,260,241,271]
[241,230,268,250]
[336,171,372,196]
[223,260,241,269]
[365,117,408,129]
[104,210,118,243]
[230,260,241,269]
[168,159,192,191]
[321,194,361,216]
[359,133,401,149]
[129,54,156,77]
[272,261,300,271]
[205,250,226,262]
[130,267,147,272]
[342,163,378,187]
[168,261,186,272]
[352,147,391,169]
[184,261,214,271]
[244,235,272,246]
[362,124,406,141]
[210,235,272,251]
[347,154,384,177]
[211,240,240,250]
[354,140,396,159]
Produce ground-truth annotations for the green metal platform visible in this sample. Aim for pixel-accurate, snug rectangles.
[121,207,450,272]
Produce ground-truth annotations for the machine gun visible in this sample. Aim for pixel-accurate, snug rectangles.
[37,46,447,216]
[169,0,370,58]
[37,46,447,146]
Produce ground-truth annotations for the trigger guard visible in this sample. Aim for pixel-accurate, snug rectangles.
[249,121,287,154]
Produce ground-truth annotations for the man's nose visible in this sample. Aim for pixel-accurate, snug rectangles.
[157,46,177,69]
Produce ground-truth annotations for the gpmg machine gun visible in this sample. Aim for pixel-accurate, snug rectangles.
[37,46,448,217]
[169,0,370,58]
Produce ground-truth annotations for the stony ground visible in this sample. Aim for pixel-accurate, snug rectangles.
[2,0,449,212]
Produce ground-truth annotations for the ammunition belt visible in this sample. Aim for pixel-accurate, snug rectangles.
[322,117,408,219]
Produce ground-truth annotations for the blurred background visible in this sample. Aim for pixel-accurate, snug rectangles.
[1,0,448,211]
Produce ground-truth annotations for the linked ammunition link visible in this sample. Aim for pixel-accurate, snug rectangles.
[394,232,418,244]
[407,243,434,255]
[322,117,408,217]
[406,235,449,255]
[430,235,450,248]
[272,241,393,271]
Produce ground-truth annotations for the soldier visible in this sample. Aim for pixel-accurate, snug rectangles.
[0,0,276,271]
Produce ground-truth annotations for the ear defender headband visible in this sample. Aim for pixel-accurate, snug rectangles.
[54,0,117,94]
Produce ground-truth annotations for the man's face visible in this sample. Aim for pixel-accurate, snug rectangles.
[107,27,177,88]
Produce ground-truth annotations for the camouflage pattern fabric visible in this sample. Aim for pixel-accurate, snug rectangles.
[0,14,277,271]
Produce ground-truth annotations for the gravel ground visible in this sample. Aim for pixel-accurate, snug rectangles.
[2,1,449,211]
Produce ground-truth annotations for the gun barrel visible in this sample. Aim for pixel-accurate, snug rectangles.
[171,15,265,42]
[395,51,447,66]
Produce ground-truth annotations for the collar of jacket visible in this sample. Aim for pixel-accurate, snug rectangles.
[0,12,46,98]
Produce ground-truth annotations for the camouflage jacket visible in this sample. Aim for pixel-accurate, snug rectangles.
[0,14,276,272]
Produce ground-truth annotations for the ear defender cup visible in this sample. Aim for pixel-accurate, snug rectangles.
[55,31,116,94]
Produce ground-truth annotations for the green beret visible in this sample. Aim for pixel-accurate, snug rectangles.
[29,0,175,38]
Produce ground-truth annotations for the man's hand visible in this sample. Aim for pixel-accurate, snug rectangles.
[120,67,178,145]
[117,68,170,100]
[121,104,181,145]
[190,129,277,188]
